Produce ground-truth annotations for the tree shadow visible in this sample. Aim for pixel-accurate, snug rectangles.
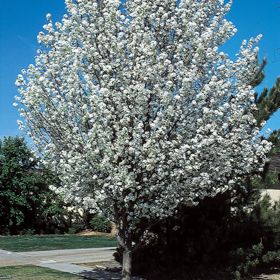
[79,267,145,280]
[79,267,121,280]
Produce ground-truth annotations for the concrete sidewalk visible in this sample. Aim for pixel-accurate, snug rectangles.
[40,262,122,279]
[17,247,116,265]
[0,247,123,279]
[0,247,148,279]
[0,249,31,266]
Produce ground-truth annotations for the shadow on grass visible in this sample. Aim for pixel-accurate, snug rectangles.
[79,268,145,280]
[80,268,121,279]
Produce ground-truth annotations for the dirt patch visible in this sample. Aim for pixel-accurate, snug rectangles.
[76,222,117,237]
[78,260,121,270]
[253,275,280,280]
[76,230,114,237]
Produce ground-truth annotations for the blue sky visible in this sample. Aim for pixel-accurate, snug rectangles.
[0,0,279,139]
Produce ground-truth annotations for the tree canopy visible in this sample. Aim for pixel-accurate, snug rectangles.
[15,1,271,278]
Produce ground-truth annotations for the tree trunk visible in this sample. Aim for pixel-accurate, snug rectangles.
[122,247,132,280]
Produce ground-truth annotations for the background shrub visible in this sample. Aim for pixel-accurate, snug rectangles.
[67,222,85,234]
[89,215,111,233]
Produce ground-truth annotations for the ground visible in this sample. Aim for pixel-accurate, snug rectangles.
[255,275,280,280]
[0,234,117,252]
[0,265,84,280]
[0,234,279,280]
[79,260,121,270]
[0,247,120,279]
[0,234,119,279]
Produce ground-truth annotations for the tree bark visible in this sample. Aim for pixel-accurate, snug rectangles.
[122,247,132,280]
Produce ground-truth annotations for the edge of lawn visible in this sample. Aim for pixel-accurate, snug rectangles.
[0,234,117,252]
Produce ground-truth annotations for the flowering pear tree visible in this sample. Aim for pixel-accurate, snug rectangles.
[16,0,271,278]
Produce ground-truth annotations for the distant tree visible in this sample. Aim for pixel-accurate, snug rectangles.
[268,130,280,155]
[253,61,280,182]
[255,78,280,127]
[0,137,69,234]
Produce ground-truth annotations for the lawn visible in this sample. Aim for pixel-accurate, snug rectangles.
[0,265,85,280]
[0,234,117,252]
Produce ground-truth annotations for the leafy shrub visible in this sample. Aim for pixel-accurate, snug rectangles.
[231,244,280,280]
[67,223,85,234]
[89,215,111,233]
[229,195,280,279]
[19,228,36,236]
[230,242,264,279]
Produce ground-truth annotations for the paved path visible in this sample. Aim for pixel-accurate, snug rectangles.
[0,249,30,266]
[40,262,122,280]
[17,247,116,265]
[0,247,122,279]
[0,247,147,279]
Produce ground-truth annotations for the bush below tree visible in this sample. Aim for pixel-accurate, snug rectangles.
[114,185,280,279]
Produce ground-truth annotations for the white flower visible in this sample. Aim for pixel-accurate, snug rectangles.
[46,13,52,21]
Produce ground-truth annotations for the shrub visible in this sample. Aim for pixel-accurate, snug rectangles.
[230,244,280,280]
[230,242,264,279]
[89,215,111,233]
[67,223,85,234]
[229,195,280,279]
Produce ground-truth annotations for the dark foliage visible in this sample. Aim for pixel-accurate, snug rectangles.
[114,186,280,279]
[89,215,112,233]
[268,130,280,158]
[0,136,71,235]
[255,77,280,126]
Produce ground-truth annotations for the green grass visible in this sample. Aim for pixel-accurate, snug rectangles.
[0,234,117,252]
[0,265,85,280]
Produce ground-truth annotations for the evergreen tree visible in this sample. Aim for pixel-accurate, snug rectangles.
[268,130,280,155]
[253,61,280,185]
[255,77,280,128]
